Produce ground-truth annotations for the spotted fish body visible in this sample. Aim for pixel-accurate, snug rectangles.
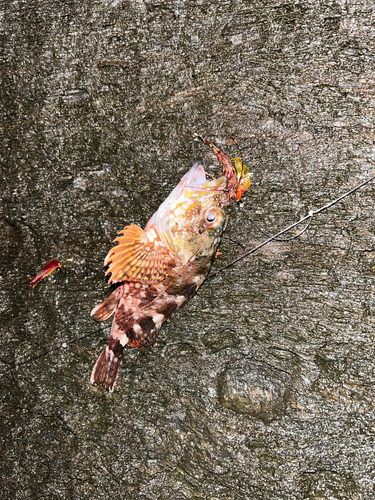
[91,140,250,391]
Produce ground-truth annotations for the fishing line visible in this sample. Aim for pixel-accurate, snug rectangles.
[0,326,110,375]
[207,174,375,280]
[247,213,314,242]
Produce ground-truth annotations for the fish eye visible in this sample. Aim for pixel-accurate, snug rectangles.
[203,207,225,230]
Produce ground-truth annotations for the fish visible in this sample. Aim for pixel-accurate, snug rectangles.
[90,136,251,391]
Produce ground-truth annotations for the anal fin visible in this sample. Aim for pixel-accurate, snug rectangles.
[91,292,118,322]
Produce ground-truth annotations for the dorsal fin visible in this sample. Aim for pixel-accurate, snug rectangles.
[104,224,173,284]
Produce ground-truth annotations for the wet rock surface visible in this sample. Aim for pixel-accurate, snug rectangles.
[218,358,292,422]
[1,0,375,499]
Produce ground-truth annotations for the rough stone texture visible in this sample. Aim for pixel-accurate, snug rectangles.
[1,0,375,499]
[218,359,292,422]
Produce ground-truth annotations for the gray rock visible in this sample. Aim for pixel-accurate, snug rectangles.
[1,0,375,498]
[218,358,292,422]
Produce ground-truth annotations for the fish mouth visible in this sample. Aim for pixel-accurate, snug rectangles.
[181,162,207,187]
[183,162,227,193]
[185,177,227,192]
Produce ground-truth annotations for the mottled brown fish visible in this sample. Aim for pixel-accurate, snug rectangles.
[90,136,250,391]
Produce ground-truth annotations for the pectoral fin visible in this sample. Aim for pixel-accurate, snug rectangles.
[104,224,172,284]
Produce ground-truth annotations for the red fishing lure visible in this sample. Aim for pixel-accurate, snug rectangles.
[29,260,62,288]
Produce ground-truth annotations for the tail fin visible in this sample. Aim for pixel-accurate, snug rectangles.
[90,339,124,391]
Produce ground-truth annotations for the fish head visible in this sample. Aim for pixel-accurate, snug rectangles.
[145,163,229,265]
